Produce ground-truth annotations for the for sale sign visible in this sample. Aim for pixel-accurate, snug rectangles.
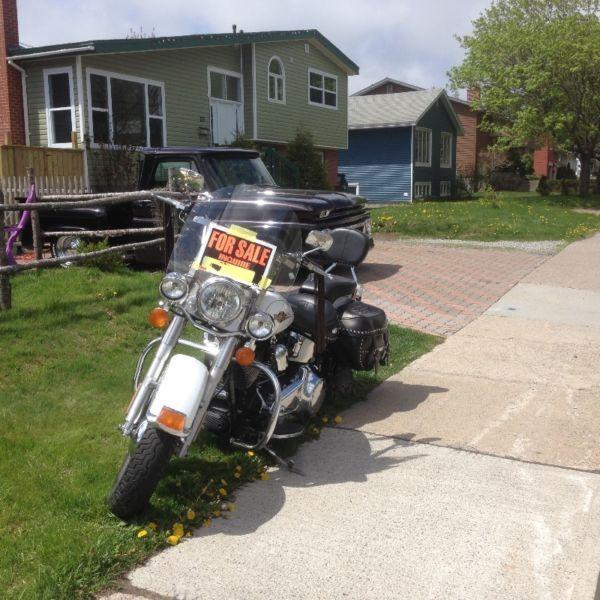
[192,223,277,288]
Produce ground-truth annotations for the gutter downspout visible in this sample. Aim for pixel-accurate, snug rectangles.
[7,59,30,146]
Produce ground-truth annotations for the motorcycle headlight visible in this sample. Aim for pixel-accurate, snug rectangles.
[246,312,274,340]
[160,274,188,301]
[196,278,244,324]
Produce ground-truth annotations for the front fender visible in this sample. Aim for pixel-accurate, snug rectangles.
[146,354,209,437]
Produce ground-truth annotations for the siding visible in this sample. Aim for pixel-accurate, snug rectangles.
[413,99,458,197]
[338,127,412,202]
[25,57,80,147]
[254,40,348,149]
[81,46,241,146]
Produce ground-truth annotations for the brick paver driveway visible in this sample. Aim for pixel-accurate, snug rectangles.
[358,238,550,336]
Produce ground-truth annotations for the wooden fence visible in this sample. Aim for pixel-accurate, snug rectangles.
[0,144,87,226]
[0,171,183,311]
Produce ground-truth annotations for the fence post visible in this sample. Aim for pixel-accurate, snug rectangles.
[28,168,43,265]
[0,189,12,310]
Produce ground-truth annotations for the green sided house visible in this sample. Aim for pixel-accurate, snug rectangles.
[5,28,358,190]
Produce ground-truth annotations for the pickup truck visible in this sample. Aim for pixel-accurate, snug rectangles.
[40,147,372,265]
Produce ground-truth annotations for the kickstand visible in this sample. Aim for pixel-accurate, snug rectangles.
[264,446,305,476]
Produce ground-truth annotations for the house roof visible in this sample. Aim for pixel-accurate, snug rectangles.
[9,29,359,75]
[348,89,464,134]
[351,77,424,96]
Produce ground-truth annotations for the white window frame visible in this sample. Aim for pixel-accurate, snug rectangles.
[440,132,453,168]
[44,66,76,148]
[414,181,432,199]
[267,56,286,104]
[86,67,167,148]
[207,66,243,104]
[414,127,432,167]
[440,181,452,197]
[308,68,338,110]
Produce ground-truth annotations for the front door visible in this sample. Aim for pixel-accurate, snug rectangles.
[208,68,244,146]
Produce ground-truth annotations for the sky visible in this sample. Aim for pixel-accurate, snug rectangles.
[17,0,491,96]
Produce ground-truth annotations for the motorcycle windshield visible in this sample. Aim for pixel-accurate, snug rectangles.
[169,185,302,289]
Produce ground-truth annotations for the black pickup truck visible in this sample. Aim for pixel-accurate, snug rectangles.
[40,147,372,265]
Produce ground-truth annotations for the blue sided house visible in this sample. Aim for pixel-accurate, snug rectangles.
[338,89,463,202]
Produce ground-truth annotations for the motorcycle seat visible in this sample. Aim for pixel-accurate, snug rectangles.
[299,273,357,303]
[285,292,340,341]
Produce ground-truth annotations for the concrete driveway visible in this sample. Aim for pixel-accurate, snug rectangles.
[105,235,600,600]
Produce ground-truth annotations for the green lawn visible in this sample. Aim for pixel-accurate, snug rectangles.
[370,191,600,241]
[0,267,440,599]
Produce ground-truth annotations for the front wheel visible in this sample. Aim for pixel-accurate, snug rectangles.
[108,427,178,519]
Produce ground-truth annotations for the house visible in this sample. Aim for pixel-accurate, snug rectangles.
[338,89,463,202]
[351,78,493,179]
[0,0,358,190]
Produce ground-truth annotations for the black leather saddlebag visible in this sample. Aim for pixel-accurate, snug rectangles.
[337,301,389,371]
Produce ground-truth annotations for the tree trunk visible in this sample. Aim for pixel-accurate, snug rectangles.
[578,153,592,197]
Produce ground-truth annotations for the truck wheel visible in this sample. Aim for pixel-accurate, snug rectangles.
[51,234,83,267]
[107,427,178,519]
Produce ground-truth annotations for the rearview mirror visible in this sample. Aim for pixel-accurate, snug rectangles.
[306,229,334,252]
[170,168,205,193]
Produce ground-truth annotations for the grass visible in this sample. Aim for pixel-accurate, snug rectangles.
[0,267,440,599]
[370,191,600,241]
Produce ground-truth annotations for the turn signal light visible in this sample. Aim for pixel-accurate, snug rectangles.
[149,307,169,329]
[157,406,186,432]
[235,346,255,366]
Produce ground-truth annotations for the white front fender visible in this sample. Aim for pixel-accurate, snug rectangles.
[147,354,209,436]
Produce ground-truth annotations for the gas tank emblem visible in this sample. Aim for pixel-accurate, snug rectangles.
[274,310,291,323]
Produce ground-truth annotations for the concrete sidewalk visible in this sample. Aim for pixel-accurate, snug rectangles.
[105,234,600,600]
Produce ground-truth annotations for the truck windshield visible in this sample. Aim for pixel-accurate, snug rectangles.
[204,155,276,189]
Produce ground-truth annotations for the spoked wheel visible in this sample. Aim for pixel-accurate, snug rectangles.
[107,427,178,520]
[51,234,83,267]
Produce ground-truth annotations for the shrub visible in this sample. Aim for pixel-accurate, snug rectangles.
[537,175,550,196]
[285,128,330,190]
[556,164,576,180]
[79,239,126,272]
[490,171,529,191]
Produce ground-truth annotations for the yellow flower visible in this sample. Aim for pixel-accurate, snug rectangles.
[137,529,148,539]
[321,416,329,424]
[227,502,236,512]
[213,510,222,518]
[234,472,241,479]
[220,479,228,486]
[147,522,158,531]
[218,488,227,497]
[186,509,196,521]
[260,472,270,481]
[334,415,343,424]
[172,522,184,536]
[247,451,255,457]
[166,535,180,546]
[202,519,211,528]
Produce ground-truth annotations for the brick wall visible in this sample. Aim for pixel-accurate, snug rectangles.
[533,144,556,178]
[0,0,25,145]
[323,148,338,188]
[451,101,478,177]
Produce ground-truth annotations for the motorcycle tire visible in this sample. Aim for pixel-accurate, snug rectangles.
[107,427,177,519]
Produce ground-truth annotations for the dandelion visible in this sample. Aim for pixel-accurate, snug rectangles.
[137,529,148,539]
[227,502,236,512]
[218,488,227,497]
[172,523,184,537]
[213,510,222,517]
[321,416,329,424]
[334,415,343,424]
[260,472,270,481]
[202,519,211,528]
[247,451,255,457]
[166,535,180,546]
[186,509,196,521]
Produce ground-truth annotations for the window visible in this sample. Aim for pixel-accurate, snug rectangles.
[88,70,166,147]
[414,182,431,199]
[308,69,337,108]
[204,155,275,188]
[44,68,75,147]
[151,160,194,188]
[268,57,285,103]
[209,69,241,102]
[440,132,453,168]
[414,127,432,166]
[440,181,452,197]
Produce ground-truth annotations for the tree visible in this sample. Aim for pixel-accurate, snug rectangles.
[449,0,600,196]
[285,128,330,190]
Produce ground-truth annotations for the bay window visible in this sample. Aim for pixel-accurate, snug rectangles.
[88,70,166,147]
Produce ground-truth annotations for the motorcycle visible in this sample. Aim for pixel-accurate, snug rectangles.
[108,172,389,519]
